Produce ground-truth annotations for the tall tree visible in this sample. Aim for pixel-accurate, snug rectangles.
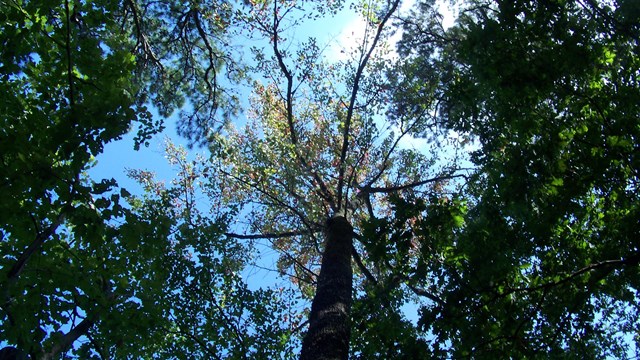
[210,1,467,358]
[393,0,640,357]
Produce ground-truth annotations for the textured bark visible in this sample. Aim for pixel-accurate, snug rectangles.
[300,216,353,360]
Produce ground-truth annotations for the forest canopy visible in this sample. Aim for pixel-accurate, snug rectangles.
[1,0,638,358]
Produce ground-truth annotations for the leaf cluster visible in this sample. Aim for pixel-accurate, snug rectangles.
[393,0,640,357]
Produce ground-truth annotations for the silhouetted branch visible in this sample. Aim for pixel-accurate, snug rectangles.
[405,282,446,308]
[6,212,67,281]
[351,245,378,286]
[502,252,640,297]
[224,230,308,240]
[41,317,94,360]
[364,174,467,194]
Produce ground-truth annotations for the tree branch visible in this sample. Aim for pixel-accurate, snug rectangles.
[269,4,336,210]
[351,245,378,286]
[6,211,67,282]
[124,0,163,71]
[225,230,309,240]
[364,174,467,194]
[405,282,446,308]
[41,316,95,360]
[502,252,640,297]
[168,325,223,360]
[204,276,247,353]
[219,168,320,235]
[365,107,431,189]
[270,0,296,143]
[193,9,219,103]
[336,0,400,209]
[65,0,75,111]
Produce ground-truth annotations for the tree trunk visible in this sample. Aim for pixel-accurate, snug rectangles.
[300,215,353,360]
[0,346,28,360]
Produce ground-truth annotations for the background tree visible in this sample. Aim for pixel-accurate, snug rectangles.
[124,142,296,359]
[394,0,640,357]
[0,0,245,356]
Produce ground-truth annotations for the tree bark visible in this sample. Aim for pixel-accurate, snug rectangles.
[300,216,353,360]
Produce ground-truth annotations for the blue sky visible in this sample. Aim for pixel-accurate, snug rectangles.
[87,0,457,192]
[87,1,387,290]
[86,0,461,302]
[85,0,460,330]
[88,3,369,190]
